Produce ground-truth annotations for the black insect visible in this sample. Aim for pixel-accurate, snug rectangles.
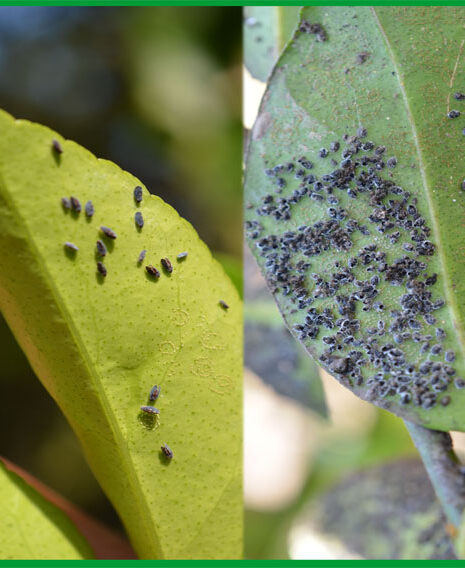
[431,344,442,355]
[85,200,94,217]
[100,226,117,239]
[445,350,456,362]
[319,148,328,158]
[134,185,143,203]
[149,385,161,401]
[140,405,159,415]
[64,242,78,251]
[386,157,397,168]
[61,197,71,210]
[138,249,147,263]
[328,356,349,374]
[146,265,160,278]
[454,92,465,100]
[96,240,107,257]
[177,252,188,260]
[447,110,461,118]
[52,139,63,154]
[161,258,173,273]
[461,179,465,191]
[330,141,340,152]
[135,211,144,229]
[357,127,367,137]
[356,52,370,65]
[297,157,313,169]
[97,261,107,277]
[440,396,451,406]
[160,444,173,459]
[70,196,81,213]
[219,299,229,310]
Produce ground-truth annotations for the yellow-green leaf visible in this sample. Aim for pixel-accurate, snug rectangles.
[0,461,93,559]
[0,110,242,559]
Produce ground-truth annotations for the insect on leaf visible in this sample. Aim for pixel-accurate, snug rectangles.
[0,109,242,559]
[244,6,465,432]
[0,461,93,559]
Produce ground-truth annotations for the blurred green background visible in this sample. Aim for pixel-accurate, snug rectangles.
[0,6,241,535]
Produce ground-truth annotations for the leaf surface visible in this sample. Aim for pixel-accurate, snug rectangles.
[245,7,465,431]
[0,461,93,559]
[0,110,242,559]
[244,6,301,82]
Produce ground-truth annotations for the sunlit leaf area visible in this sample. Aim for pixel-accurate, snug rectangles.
[0,6,241,558]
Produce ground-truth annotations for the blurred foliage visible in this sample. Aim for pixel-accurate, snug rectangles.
[243,6,300,82]
[245,405,416,559]
[295,460,456,559]
[0,5,241,535]
[214,252,243,299]
[244,321,326,416]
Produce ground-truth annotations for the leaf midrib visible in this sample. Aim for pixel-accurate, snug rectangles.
[0,162,162,558]
[372,6,465,370]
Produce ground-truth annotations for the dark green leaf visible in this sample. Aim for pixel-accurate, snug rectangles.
[245,7,465,431]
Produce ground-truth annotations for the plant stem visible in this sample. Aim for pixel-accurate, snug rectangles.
[405,420,465,527]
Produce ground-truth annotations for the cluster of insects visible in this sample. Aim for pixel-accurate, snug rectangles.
[447,92,465,190]
[140,385,173,460]
[246,127,462,412]
[58,140,230,463]
[298,19,328,42]
[60,168,189,279]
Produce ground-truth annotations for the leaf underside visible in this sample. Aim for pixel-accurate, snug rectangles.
[0,110,242,559]
[245,6,465,432]
[0,461,93,559]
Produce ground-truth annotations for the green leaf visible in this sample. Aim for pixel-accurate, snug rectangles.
[293,460,456,559]
[0,461,93,559]
[244,6,301,82]
[244,7,465,431]
[0,110,242,559]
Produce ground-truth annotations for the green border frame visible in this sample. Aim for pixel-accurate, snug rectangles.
[0,2,464,563]
[0,1,465,6]
[0,561,463,565]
